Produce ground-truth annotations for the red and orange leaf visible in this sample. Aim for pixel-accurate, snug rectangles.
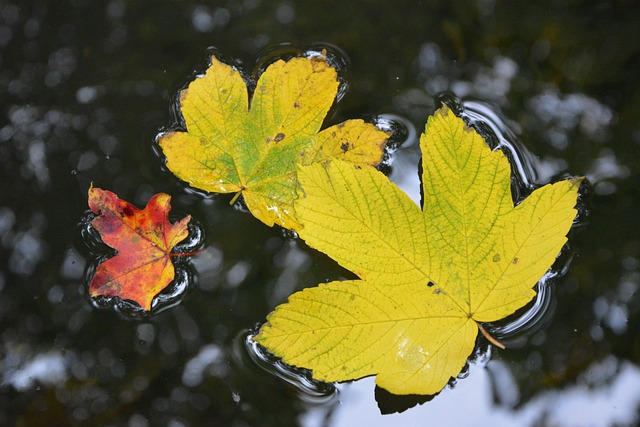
[88,186,191,311]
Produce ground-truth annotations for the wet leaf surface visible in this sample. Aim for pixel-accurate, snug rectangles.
[159,54,389,229]
[257,107,582,395]
[88,187,191,311]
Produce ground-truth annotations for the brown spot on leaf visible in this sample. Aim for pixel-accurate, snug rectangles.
[293,102,300,108]
[274,132,285,142]
[265,136,273,143]
[123,206,134,217]
[512,257,519,264]
[340,142,350,152]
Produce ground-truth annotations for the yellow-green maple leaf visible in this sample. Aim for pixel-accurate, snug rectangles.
[158,54,389,229]
[256,106,582,396]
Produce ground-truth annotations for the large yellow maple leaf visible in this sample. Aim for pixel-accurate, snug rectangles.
[158,54,389,230]
[256,106,582,396]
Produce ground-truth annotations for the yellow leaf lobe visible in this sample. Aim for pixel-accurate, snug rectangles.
[159,54,389,229]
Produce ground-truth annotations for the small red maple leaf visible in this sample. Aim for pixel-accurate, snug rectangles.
[88,186,191,311]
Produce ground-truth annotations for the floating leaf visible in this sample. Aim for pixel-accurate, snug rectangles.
[88,187,191,311]
[256,107,582,395]
[158,54,389,229]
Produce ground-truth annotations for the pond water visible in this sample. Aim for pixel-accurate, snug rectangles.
[2,1,640,426]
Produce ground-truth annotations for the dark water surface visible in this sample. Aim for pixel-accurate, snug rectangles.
[2,1,640,426]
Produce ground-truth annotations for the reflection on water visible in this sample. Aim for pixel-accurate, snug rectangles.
[593,269,638,337]
[529,91,614,148]
[587,149,630,196]
[322,356,640,427]
[2,349,68,392]
[181,344,224,387]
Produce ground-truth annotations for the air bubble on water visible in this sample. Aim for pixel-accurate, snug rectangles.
[79,211,205,320]
[240,330,337,404]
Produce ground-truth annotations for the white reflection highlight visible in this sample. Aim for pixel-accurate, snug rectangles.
[301,357,640,427]
[529,90,614,149]
[181,344,223,387]
[2,351,68,391]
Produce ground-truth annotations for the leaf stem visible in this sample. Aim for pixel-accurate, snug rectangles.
[477,323,506,349]
[229,191,241,206]
[170,249,203,257]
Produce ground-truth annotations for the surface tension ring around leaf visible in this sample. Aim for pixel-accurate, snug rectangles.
[86,186,192,312]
